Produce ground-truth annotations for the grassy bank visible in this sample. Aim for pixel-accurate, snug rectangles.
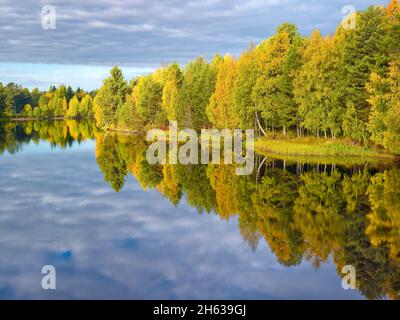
[255,137,397,159]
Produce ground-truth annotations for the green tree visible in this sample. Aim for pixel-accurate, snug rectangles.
[22,104,33,117]
[342,102,369,145]
[94,66,128,127]
[233,45,258,129]
[161,63,183,121]
[294,30,343,138]
[133,75,165,126]
[117,95,144,131]
[252,169,304,266]
[339,6,389,140]
[96,133,128,192]
[252,24,302,135]
[177,57,217,130]
[79,94,94,117]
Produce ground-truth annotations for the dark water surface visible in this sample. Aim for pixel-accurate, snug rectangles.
[0,120,399,299]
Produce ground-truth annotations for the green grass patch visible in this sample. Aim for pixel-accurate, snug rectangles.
[255,137,397,159]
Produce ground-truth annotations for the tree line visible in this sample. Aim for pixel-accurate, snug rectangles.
[0,83,95,119]
[93,0,400,154]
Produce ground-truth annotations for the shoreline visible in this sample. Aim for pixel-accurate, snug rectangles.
[102,127,400,160]
[106,127,141,135]
[2,118,398,160]
[255,137,399,160]
[1,116,94,122]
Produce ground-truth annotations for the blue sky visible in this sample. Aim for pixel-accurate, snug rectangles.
[0,0,390,90]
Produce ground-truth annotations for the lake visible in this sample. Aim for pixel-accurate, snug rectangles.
[0,120,399,300]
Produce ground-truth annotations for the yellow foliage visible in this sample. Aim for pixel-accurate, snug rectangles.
[206,54,239,129]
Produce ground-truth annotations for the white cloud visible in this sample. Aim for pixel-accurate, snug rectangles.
[0,0,391,71]
[0,148,363,299]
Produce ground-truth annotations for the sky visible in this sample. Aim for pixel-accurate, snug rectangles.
[0,0,390,90]
[0,141,364,299]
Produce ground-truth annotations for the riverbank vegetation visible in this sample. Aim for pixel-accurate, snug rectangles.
[92,0,400,156]
[0,83,95,120]
[255,136,396,159]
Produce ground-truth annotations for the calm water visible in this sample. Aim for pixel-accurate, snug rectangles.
[0,120,399,300]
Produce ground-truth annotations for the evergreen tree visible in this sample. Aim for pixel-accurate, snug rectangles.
[339,6,388,139]
[252,24,302,135]
[93,66,128,127]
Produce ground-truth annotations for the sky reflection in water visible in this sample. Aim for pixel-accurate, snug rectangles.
[0,121,398,299]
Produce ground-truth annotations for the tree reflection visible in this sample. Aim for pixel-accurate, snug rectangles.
[0,120,97,155]
[91,133,400,300]
[1,121,399,300]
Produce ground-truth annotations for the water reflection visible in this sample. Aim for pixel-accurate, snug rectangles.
[0,120,399,300]
[0,120,97,155]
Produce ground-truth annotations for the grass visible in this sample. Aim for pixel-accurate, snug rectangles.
[255,136,397,159]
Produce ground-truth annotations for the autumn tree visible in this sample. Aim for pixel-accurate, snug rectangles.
[367,61,400,153]
[207,165,237,219]
[294,30,343,138]
[206,55,239,129]
[79,94,94,117]
[67,95,80,118]
[22,104,33,117]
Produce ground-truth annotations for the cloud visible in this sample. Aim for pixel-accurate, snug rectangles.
[0,142,364,299]
[0,0,390,67]
[0,0,391,89]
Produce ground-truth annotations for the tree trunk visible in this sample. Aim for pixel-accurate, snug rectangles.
[255,111,267,137]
